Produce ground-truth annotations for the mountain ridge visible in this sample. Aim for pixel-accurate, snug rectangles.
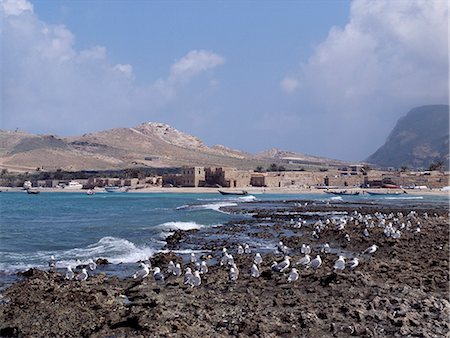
[0,123,348,172]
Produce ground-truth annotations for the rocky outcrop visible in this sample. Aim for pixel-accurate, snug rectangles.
[367,105,449,169]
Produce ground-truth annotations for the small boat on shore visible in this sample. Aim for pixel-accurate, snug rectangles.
[325,190,360,196]
[218,190,248,196]
[366,191,407,196]
[26,188,40,194]
[105,186,128,193]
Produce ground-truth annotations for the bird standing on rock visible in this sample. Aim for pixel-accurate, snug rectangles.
[133,263,150,280]
[309,255,322,270]
[272,256,291,273]
[288,268,299,283]
[65,265,74,280]
[200,261,208,274]
[254,253,263,265]
[48,255,57,271]
[297,255,311,268]
[230,264,239,282]
[363,245,378,254]
[153,267,165,282]
[76,268,88,281]
[88,259,97,271]
[333,256,346,271]
[191,271,201,288]
[237,245,244,254]
[173,263,182,276]
[184,267,193,285]
[250,264,260,278]
[347,258,359,270]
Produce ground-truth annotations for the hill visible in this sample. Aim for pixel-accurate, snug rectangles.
[0,122,348,172]
[367,105,449,169]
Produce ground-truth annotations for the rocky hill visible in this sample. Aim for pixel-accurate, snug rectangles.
[367,105,449,169]
[0,122,347,172]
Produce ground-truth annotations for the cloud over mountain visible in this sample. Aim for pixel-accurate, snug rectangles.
[280,0,448,160]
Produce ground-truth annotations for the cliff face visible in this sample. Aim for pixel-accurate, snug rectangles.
[367,105,449,169]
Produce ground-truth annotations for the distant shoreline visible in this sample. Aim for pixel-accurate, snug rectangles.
[1,186,448,196]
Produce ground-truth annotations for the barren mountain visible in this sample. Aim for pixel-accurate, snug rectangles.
[0,122,347,172]
[367,105,449,169]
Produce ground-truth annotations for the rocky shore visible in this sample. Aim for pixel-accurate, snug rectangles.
[0,200,449,337]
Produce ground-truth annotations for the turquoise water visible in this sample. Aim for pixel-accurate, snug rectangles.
[0,191,447,277]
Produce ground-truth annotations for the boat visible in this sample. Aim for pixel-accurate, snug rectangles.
[86,189,95,195]
[325,190,360,196]
[105,186,128,193]
[26,188,40,194]
[65,181,83,189]
[218,190,248,196]
[366,191,407,196]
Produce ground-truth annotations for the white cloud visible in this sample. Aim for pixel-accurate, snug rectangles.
[280,77,299,94]
[1,0,33,16]
[169,50,225,83]
[281,0,448,160]
[1,1,225,135]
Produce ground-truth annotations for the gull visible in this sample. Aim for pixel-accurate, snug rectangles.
[297,254,311,268]
[363,228,370,237]
[312,231,319,239]
[322,243,331,254]
[200,261,208,274]
[309,255,322,270]
[229,264,239,282]
[48,255,57,271]
[250,264,260,278]
[237,245,244,255]
[88,259,97,271]
[133,263,150,280]
[244,243,251,254]
[65,265,74,280]
[344,234,351,242]
[76,268,88,281]
[184,267,193,285]
[153,267,164,282]
[288,268,299,283]
[190,271,201,288]
[347,257,359,270]
[363,245,378,255]
[173,263,182,276]
[272,256,291,273]
[301,244,311,255]
[190,253,197,263]
[227,254,235,266]
[277,241,290,255]
[333,256,346,271]
[254,253,263,265]
[392,230,401,239]
[167,261,175,274]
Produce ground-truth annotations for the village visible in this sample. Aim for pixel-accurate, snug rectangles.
[4,165,447,191]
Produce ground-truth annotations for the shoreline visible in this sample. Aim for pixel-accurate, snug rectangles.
[1,186,449,196]
[1,199,448,337]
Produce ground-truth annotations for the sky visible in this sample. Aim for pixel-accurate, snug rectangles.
[1,0,448,161]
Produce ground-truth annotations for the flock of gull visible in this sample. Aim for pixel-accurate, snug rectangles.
[51,209,430,287]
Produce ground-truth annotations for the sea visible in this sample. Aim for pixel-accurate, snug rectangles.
[0,191,448,288]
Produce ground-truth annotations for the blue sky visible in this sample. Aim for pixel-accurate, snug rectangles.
[1,0,448,161]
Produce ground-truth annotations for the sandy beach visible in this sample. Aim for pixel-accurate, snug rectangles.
[0,198,448,337]
[1,185,449,196]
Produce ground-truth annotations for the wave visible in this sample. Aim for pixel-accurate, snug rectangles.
[176,201,237,213]
[383,196,424,200]
[0,236,155,273]
[157,221,205,231]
